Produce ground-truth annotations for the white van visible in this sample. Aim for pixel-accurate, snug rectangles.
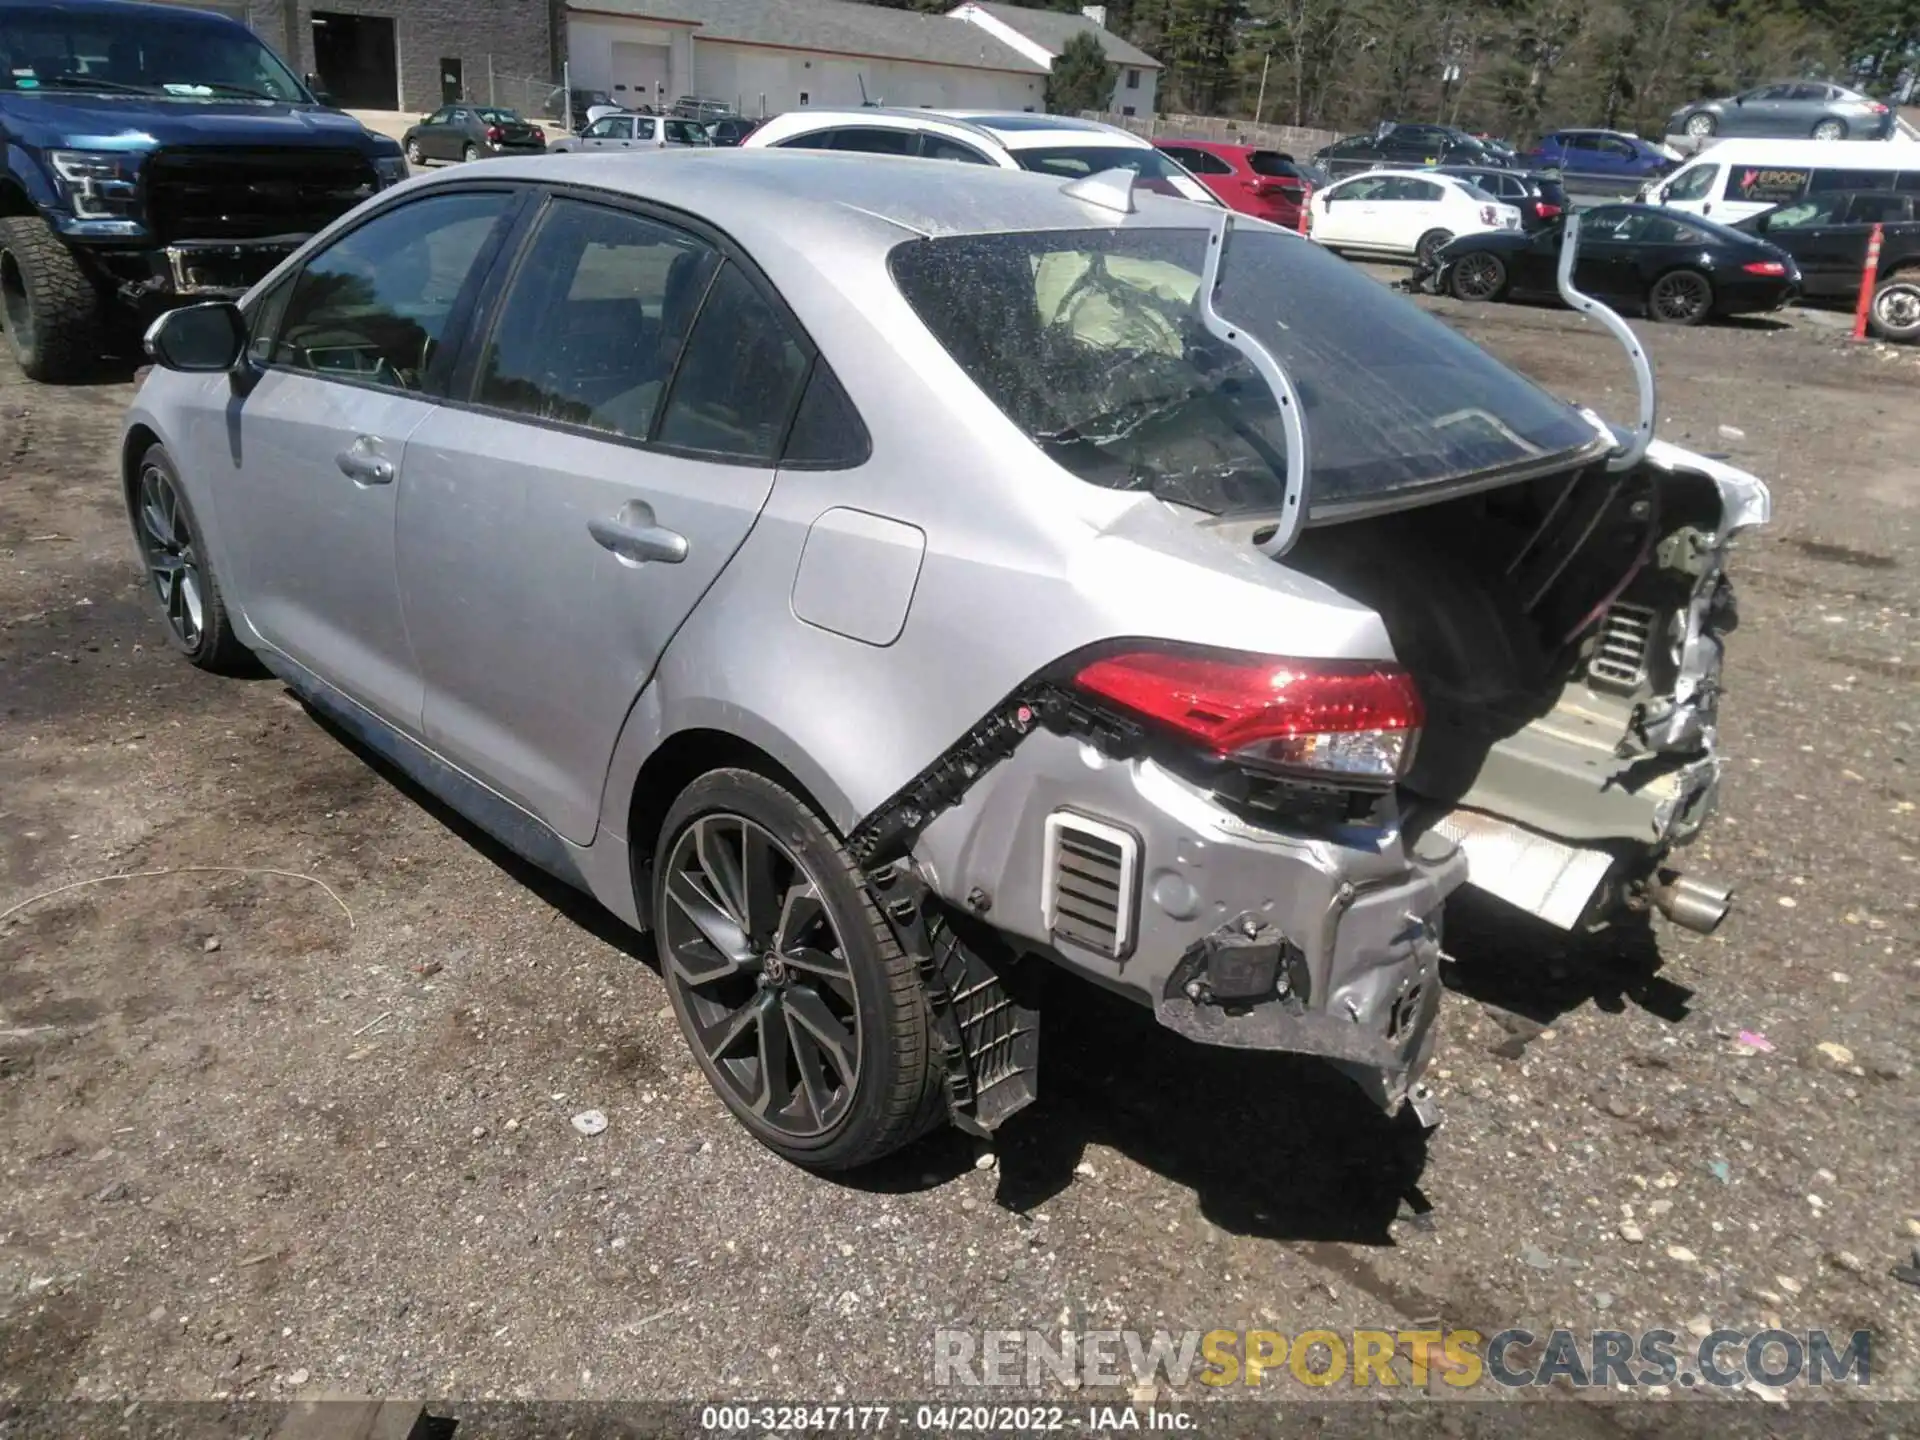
[1645,138,1920,223]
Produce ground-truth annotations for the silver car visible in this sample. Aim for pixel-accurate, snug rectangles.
[123,151,1767,1169]
[1669,81,1897,142]
[550,112,712,152]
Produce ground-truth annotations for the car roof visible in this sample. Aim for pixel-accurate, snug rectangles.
[1152,139,1284,157]
[402,148,1215,244]
[746,107,1152,152]
[6,0,246,25]
[1331,168,1481,191]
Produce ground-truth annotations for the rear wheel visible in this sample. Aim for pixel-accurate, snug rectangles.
[1648,269,1712,325]
[652,768,945,1170]
[462,143,480,163]
[1415,228,1454,266]
[130,444,253,673]
[1684,112,1717,138]
[0,214,105,383]
[1810,118,1847,141]
[1868,275,1920,342]
[1449,251,1509,302]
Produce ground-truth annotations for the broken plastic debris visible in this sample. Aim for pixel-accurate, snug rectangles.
[1735,1030,1774,1053]
[1717,424,1746,441]
[571,1109,608,1137]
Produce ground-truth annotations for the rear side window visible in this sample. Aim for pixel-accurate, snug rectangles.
[1730,166,1810,204]
[921,134,994,165]
[888,227,1597,516]
[1810,167,1897,194]
[657,263,810,461]
[832,128,915,156]
[781,362,870,468]
[1844,193,1911,225]
[1169,148,1233,175]
[473,199,718,441]
[1247,151,1299,178]
[269,190,512,390]
[776,130,838,150]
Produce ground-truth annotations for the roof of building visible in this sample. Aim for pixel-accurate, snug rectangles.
[959,3,1162,70]
[569,0,1048,76]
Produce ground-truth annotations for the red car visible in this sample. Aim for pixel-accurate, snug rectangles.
[1152,140,1319,228]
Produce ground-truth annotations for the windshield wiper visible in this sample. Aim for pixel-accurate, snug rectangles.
[21,75,156,95]
[162,81,283,100]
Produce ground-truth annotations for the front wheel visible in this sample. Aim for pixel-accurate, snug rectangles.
[1868,276,1920,342]
[1811,118,1847,141]
[1684,112,1717,138]
[1449,250,1509,302]
[652,769,946,1170]
[462,143,480,163]
[1415,228,1454,266]
[404,138,422,165]
[130,445,253,673]
[1648,269,1713,325]
[0,214,105,383]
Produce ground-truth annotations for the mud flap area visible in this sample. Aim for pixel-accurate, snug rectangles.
[866,864,1041,1136]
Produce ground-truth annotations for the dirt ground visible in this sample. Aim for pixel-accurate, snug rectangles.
[1,283,1917,1430]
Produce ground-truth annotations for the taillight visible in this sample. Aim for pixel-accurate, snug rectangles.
[1073,649,1423,786]
[486,126,503,141]
[1534,201,1562,219]
[1870,102,1889,114]
[1743,260,1788,276]
[532,127,545,143]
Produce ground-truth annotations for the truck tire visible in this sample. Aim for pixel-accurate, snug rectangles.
[1868,274,1920,343]
[0,214,106,382]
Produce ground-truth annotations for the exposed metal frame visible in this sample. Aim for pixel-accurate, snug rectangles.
[1554,210,1657,473]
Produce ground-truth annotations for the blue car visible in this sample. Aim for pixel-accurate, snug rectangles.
[1521,129,1676,193]
[1,0,408,382]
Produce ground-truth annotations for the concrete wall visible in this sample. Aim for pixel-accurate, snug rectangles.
[567,14,695,107]
[1097,110,1339,155]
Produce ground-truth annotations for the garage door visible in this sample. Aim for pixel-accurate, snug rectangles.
[612,41,669,110]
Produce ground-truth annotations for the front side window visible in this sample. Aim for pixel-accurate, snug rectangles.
[888,227,1598,515]
[426,107,453,125]
[0,3,307,99]
[1764,195,1846,229]
[657,263,810,460]
[1014,146,1217,204]
[832,127,916,156]
[1330,177,1389,201]
[268,190,512,389]
[777,129,837,150]
[474,199,718,441]
[583,116,619,138]
[1665,163,1718,201]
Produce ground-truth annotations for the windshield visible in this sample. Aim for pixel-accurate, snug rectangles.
[1014,146,1218,205]
[0,5,308,100]
[475,108,524,124]
[889,226,1599,517]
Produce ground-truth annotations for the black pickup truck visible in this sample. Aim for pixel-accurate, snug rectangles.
[1734,190,1920,342]
[1,0,407,382]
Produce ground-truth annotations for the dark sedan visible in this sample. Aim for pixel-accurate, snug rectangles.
[1314,123,1509,178]
[402,105,546,166]
[1416,203,1800,324]
[1426,164,1569,230]
[706,117,763,147]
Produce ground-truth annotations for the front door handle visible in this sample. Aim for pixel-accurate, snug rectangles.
[589,513,688,565]
[335,441,394,486]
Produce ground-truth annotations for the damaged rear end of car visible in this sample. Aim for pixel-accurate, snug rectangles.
[877,194,1766,1132]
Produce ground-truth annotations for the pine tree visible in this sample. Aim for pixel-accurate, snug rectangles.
[1047,31,1119,113]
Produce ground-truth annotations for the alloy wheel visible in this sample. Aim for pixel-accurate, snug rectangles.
[405,139,422,164]
[1650,271,1710,323]
[660,814,862,1139]
[1811,119,1845,141]
[1453,252,1504,301]
[1685,114,1716,137]
[1872,282,1920,339]
[1416,229,1454,266]
[135,463,205,651]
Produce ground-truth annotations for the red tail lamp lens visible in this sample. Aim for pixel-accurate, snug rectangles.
[1743,260,1787,276]
[1074,650,1423,783]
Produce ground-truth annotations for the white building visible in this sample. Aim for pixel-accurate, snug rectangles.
[948,3,1161,117]
[567,0,1048,119]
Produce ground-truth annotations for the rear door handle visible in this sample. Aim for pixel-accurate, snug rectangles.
[335,439,394,486]
[589,513,688,565]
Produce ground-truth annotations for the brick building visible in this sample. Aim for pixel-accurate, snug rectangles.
[145,0,565,114]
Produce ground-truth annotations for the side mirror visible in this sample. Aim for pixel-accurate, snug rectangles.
[145,302,246,373]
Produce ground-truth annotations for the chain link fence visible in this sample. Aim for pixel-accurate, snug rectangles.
[482,70,571,129]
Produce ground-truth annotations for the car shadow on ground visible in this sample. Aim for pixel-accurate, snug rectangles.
[295,698,1690,1248]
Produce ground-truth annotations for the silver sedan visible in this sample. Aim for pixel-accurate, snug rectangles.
[125,151,1766,1169]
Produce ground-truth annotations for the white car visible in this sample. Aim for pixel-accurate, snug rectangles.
[1309,170,1522,263]
[743,108,1220,205]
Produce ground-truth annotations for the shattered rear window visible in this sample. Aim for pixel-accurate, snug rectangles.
[888,226,1599,516]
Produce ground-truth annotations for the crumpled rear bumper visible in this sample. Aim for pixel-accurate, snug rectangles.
[911,729,1467,1113]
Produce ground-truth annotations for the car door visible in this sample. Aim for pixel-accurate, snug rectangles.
[204,187,520,730]
[1376,176,1440,252]
[1752,192,1851,294]
[1568,207,1647,297]
[442,108,475,159]
[1730,85,1792,137]
[394,193,812,842]
[417,107,452,159]
[1314,176,1380,245]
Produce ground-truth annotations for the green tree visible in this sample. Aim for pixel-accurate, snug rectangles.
[1047,30,1118,113]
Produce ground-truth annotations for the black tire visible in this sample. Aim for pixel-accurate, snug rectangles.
[1648,268,1713,325]
[1811,118,1847,141]
[1449,250,1509,302]
[1868,275,1920,343]
[129,444,253,673]
[404,138,423,165]
[0,213,105,383]
[652,768,944,1170]
[1683,112,1717,138]
[462,143,480,163]
[1415,228,1454,266]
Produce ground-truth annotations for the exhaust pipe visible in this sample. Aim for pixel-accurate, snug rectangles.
[1651,870,1733,935]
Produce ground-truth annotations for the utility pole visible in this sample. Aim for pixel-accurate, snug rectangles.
[1254,51,1270,124]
